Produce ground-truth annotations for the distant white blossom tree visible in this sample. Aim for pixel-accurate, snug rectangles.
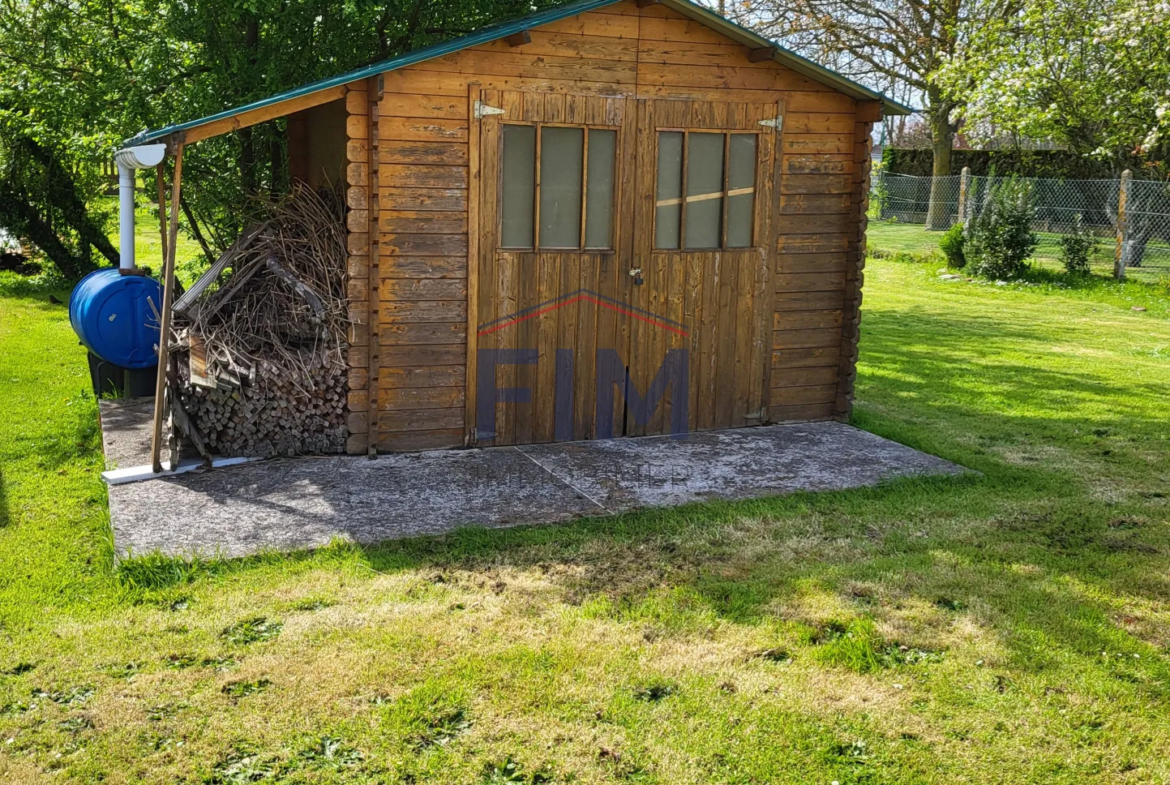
[940,0,1170,172]
[717,0,1022,228]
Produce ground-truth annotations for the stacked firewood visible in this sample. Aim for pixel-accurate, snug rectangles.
[169,185,351,459]
[178,350,349,457]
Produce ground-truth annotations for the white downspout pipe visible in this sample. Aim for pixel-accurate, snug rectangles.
[113,144,168,271]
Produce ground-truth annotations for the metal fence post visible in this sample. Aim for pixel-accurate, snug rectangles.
[1114,169,1132,280]
[958,166,971,227]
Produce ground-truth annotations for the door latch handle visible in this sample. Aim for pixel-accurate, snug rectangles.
[629,267,644,286]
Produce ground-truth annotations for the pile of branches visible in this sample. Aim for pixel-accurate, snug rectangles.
[171,184,351,458]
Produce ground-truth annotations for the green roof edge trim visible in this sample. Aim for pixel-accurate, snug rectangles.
[127,0,911,146]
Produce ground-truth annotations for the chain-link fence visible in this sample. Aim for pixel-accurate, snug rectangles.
[871,171,1170,279]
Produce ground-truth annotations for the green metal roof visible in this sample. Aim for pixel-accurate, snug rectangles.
[127,0,911,145]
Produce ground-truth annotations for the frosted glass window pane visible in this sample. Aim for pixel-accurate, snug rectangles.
[726,134,757,248]
[685,132,724,249]
[655,131,683,249]
[585,129,616,248]
[539,126,584,248]
[501,125,535,247]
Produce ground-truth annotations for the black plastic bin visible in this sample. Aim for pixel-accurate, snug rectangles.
[86,351,156,398]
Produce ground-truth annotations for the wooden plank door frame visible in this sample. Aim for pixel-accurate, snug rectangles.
[465,83,482,446]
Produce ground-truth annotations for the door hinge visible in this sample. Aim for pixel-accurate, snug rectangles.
[758,116,783,131]
[474,101,505,119]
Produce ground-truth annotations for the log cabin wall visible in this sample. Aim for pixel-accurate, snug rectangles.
[343,0,876,454]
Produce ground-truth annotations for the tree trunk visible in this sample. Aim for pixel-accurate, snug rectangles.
[179,195,216,260]
[925,100,955,230]
[21,138,120,265]
[0,183,91,279]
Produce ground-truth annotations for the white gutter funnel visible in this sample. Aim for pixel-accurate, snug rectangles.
[113,144,168,271]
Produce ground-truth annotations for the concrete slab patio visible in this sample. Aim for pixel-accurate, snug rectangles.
[102,410,966,559]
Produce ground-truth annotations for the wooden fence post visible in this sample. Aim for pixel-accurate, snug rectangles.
[150,140,184,474]
[957,166,971,227]
[1114,169,1132,280]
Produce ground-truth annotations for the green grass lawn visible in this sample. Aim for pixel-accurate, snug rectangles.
[869,220,1170,285]
[2,256,1169,784]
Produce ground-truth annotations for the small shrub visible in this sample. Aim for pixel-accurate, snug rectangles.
[0,268,68,297]
[965,177,1038,279]
[1058,213,1098,276]
[868,175,890,219]
[939,223,966,269]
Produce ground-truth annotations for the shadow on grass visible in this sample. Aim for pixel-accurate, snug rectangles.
[114,461,1170,702]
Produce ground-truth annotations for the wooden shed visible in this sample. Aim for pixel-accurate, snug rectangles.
[130,0,910,460]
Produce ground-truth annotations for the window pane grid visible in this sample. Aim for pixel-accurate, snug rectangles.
[500,122,618,252]
[654,130,758,250]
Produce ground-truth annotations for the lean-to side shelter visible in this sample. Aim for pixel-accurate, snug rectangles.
[130,0,912,457]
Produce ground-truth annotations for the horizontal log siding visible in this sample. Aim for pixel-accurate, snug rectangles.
[835,103,878,420]
[361,0,868,449]
[375,75,470,453]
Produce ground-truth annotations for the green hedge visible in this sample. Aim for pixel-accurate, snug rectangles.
[881,148,1119,179]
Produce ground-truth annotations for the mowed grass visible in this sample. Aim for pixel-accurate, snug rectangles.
[1,256,1169,784]
[868,220,1170,285]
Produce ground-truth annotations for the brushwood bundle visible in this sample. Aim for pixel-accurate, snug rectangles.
[170,185,351,458]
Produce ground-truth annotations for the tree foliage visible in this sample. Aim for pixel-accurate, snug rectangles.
[939,0,1170,173]
[717,0,1021,228]
[0,0,555,278]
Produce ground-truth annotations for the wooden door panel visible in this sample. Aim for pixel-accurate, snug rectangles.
[472,92,779,445]
[471,90,635,447]
[628,99,780,436]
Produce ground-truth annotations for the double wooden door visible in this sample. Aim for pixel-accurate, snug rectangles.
[471,90,779,447]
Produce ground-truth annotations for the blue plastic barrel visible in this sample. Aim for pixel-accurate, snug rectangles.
[69,269,162,370]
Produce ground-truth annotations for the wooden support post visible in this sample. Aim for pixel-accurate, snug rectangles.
[958,166,971,227]
[1114,169,1132,280]
[150,142,185,474]
[155,164,169,266]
